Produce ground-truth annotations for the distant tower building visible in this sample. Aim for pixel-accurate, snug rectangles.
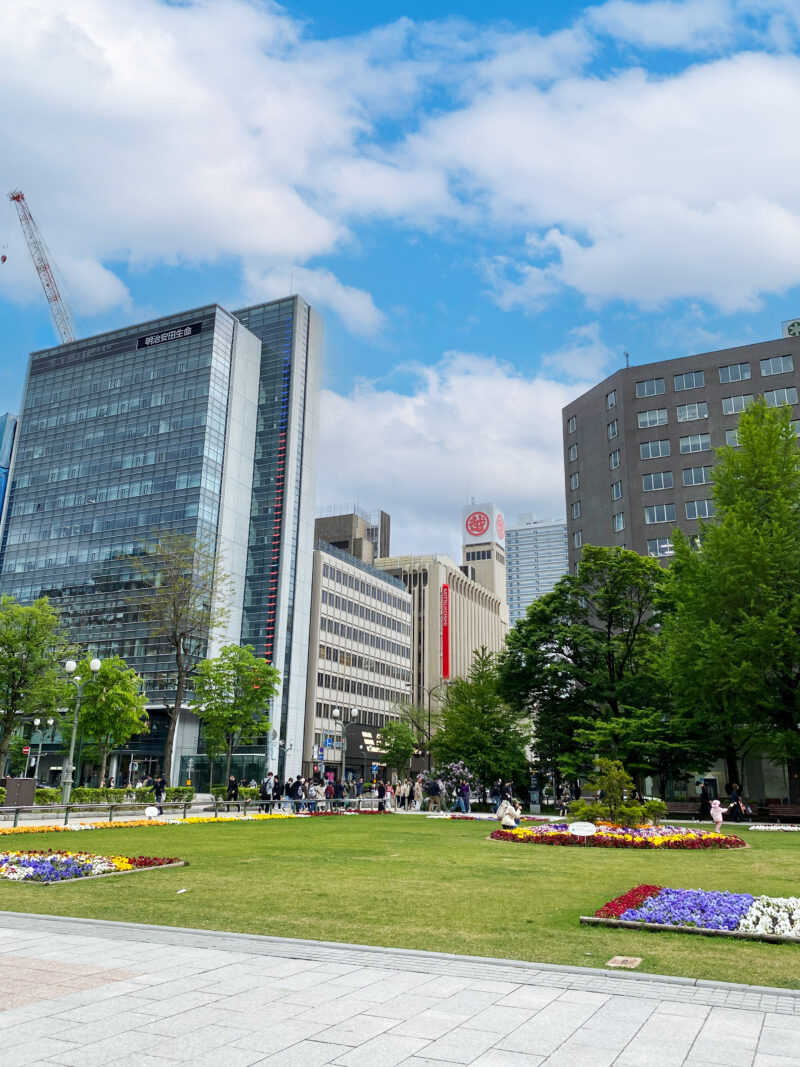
[505,515,568,625]
[461,502,509,625]
[314,505,391,563]
[0,414,16,522]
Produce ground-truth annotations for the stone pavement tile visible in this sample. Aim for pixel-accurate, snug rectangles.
[314,1012,397,1047]
[391,1008,472,1040]
[754,1056,800,1067]
[216,999,309,1028]
[135,1003,241,1037]
[180,1047,267,1067]
[293,997,376,1027]
[148,1023,254,1061]
[441,989,508,1014]
[40,1029,163,1067]
[0,1038,82,1067]
[758,1029,800,1057]
[654,1001,712,1019]
[250,1041,353,1067]
[230,1019,330,1055]
[122,990,227,1017]
[764,1014,800,1031]
[496,987,562,1011]
[687,1037,759,1064]
[364,993,447,1021]
[471,1053,545,1067]
[55,1009,157,1044]
[127,975,220,999]
[554,990,610,1007]
[463,1006,536,1035]
[410,1026,499,1063]
[497,1001,602,1057]
[700,1005,765,1036]
[413,976,476,999]
[539,1044,619,1067]
[354,971,437,1002]
[466,981,522,997]
[330,1031,430,1066]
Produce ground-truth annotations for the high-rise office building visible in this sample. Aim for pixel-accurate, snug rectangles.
[562,333,800,572]
[314,505,391,563]
[0,414,16,520]
[0,297,320,782]
[505,515,568,624]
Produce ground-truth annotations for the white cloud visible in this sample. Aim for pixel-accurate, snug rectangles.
[318,352,589,558]
[586,0,734,50]
[244,265,385,337]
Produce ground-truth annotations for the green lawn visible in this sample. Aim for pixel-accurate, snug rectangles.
[1,817,798,988]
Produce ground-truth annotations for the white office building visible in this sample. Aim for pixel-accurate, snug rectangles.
[505,515,569,625]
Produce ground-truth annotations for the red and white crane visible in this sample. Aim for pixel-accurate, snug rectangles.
[7,189,77,344]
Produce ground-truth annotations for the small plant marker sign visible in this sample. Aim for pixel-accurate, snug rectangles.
[606,956,643,969]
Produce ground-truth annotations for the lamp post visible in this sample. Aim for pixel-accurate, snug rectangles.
[331,706,359,780]
[61,658,101,804]
[31,716,55,783]
[406,681,452,770]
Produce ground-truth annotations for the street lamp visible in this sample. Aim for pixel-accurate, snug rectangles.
[61,658,101,804]
[31,716,55,783]
[331,706,359,780]
[407,681,452,770]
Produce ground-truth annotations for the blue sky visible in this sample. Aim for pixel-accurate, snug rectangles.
[2,0,800,554]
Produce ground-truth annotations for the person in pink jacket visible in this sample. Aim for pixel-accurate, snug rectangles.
[710,798,728,832]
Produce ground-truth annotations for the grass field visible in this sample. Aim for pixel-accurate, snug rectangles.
[1,817,798,988]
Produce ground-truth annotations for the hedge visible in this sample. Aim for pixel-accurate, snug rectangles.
[34,788,60,804]
[211,785,260,801]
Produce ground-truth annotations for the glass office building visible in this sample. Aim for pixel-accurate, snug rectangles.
[505,515,569,625]
[0,413,16,520]
[0,298,321,782]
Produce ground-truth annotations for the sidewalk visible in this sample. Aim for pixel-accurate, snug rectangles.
[0,912,796,1066]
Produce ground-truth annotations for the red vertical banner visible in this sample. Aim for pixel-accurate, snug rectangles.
[441,583,450,679]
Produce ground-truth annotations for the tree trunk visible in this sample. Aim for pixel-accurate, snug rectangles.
[163,655,185,783]
[225,743,232,783]
[99,746,109,786]
[0,717,12,778]
[724,748,740,791]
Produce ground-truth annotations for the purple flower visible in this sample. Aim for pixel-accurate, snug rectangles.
[621,888,754,931]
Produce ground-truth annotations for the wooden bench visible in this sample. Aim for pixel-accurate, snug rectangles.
[665,801,700,819]
[766,803,800,824]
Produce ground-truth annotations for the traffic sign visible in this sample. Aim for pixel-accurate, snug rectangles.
[22,746,30,755]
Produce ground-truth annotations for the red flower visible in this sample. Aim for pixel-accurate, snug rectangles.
[595,884,663,918]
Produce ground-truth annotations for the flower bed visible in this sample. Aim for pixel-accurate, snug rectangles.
[0,812,298,838]
[748,824,800,832]
[490,823,746,849]
[0,849,181,883]
[589,885,800,941]
[427,813,544,822]
[305,809,393,816]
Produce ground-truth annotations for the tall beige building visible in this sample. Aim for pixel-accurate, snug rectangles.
[375,551,508,712]
[461,502,509,625]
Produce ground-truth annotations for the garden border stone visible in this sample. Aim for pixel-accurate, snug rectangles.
[580,914,800,944]
[3,860,186,886]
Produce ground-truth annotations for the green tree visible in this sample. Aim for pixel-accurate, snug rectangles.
[0,595,69,776]
[70,655,149,784]
[498,546,667,780]
[190,644,279,782]
[131,532,233,779]
[377,720,417,774]
[431,647,530,788]
[663,399,800,785]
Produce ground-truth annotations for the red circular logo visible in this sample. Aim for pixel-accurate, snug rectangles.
[465,511,490,537]
[496,514,505,540]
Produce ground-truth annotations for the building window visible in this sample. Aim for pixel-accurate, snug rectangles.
[645,503,676,524]
[612,512,625,532]
[568,443,578,461]
[726,428,740,446]
[764,387,798,407]
[573,531,582,548]
[636,377,665,398]
[722,394,754,415]
[647,537,674,558]
[686,499,715,519]
[606,389,617,409]
[674,370,704,391]
[569,472,579,490]
[679,433,711,453]
[607,419,618,439]
[683,465,713,486]
[571,501,581,519]
[609,449,620,470]
[637,408,668,428]
[677,402,708,422]
[760,355,793,376]
[719,362,750,383]
[640,439,670,459]
[611,480,622,500]
[567,415,577,432]
[642,471,674,491]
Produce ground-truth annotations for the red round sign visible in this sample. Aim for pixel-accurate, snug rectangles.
[465,511,490,537]
[22,746,30,755]
[496,514,505,540]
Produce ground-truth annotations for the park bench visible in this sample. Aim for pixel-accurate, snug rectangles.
[665,801,700,819]
[765,803,800,824]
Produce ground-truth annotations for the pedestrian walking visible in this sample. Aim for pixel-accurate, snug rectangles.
[258,772,273,813]
[710,798,728,832]
[153,771,167,816]
[226,774,240,812]
[325,779,335,811]
[377,780,386,811]
[427,777,442,813]
[698,783,711,821]
[413,777,424,810]
[490,779,502,813]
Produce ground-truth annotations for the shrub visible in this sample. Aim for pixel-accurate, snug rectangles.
[34,788,60,805]
[567,797,668,827]
[0,787,5,805]
[210,785,259,801]
[165,787,194,802]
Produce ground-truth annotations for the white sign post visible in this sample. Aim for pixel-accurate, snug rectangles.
[568,821,597,846]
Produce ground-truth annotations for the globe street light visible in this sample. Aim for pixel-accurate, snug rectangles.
[31,716,55,783]
[406,681,452,770]
[61,658,101,804]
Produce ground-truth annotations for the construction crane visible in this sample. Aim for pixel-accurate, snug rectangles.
[7,190,77,344]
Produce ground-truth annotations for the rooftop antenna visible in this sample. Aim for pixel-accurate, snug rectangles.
[623,351,630,368]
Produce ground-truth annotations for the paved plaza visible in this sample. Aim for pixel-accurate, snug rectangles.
[0,912,797,1066]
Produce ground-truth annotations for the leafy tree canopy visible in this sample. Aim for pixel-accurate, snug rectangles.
[377,720,417,773]
[71,655,149,783]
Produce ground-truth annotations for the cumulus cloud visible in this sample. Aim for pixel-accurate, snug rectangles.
[586,0,735,50]
[244,265,385,337]
[318,352,589,557]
